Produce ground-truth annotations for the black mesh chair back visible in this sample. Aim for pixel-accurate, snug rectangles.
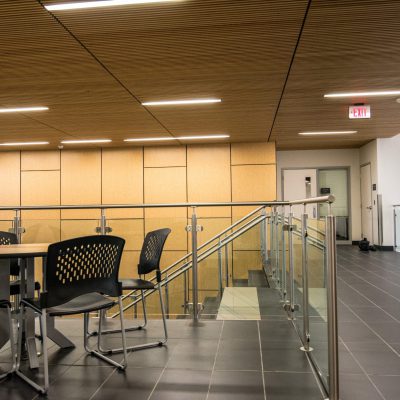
[0,231,19,276]
[138,228,171,276]
[42,235,125,309]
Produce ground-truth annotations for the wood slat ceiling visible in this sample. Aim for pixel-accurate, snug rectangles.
[0,0,399,150]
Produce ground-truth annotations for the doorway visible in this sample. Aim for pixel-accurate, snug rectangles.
[360,163,373,243]
[282,167,351,242]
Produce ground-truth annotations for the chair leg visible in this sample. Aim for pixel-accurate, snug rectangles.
[0,304,16,379]
[84,311,127,370]
[89,290,148,337]
[99,285,168,354]
[15,307,48,394]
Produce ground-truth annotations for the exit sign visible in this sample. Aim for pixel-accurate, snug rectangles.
[349,105,371,119]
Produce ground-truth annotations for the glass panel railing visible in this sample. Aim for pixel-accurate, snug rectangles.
[292,218,304,340]
[307,217,328,388]
[194,212,267,320]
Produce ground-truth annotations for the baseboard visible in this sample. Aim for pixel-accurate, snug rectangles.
[352,241,393,251]
[375,245,394,251]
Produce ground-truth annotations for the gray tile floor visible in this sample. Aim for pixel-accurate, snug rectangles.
[0,245,399,399]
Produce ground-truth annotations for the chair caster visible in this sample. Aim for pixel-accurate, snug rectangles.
[158,342,163,347]
[138,326,142,330]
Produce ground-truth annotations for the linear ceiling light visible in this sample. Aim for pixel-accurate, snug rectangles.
[124,134,229,142]
[124,137,175,142]
[45,0,181,11]
[61,139,112,144]
[177,134,230,140]
[324,90,400,98]
[0,107,49,113]
[0,141,49,146]
[142,98,222,106]
[298,131,357,136]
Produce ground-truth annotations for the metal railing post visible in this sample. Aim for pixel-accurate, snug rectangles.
[164,273,170,319]
[300,208,311,352]
[189,207,200,322]
[218,238,223,299]
[288,206,295,318]
[281,208,287,301]
[100,209,106,235]
[326,211,339,400]
[270,208,275,277]
[225,241,229,287]
[275,206,280,286]
[12,209,24,243]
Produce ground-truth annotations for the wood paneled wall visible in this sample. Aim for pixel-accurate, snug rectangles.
[0,142,276,314]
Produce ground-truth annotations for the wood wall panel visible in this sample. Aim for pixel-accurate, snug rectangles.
[61,150,101,219]
[108,219,143,252]
[102,148,143,219]
[60,220,99,240]
[187,144,231,218]
[0,152,20,220]
[231,142,276,165]
[232,250,263,280]
[144,146,186,168]
[232,164,276,217]
[21,151,60,171]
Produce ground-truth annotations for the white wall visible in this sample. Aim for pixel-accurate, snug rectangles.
[277,149,361,241]
[359,140,379,244]
[377,135,400,247]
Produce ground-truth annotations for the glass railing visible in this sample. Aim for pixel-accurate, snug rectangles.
[0,197,339,400]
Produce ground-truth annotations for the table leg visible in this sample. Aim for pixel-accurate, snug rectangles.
[21,258,39,369]
[0,259,10,349]
[46,317,75,348]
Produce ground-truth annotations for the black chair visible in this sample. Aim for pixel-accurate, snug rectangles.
[98,228,171,354]
[15,235,128,394]
[0,232,41,297]
[0,299,16,379]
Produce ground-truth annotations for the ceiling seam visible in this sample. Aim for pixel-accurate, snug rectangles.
[267,0,313,143]
[36,0,178,140]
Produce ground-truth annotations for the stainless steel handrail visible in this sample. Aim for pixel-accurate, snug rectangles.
[0,195,334,211]
[112,213,267,316]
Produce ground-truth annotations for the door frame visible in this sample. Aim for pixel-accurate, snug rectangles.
[281,166,352,244]
[360,162,374,244]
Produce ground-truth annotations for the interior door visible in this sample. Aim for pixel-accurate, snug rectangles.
[360,164,373,242]
[283,169,317,218]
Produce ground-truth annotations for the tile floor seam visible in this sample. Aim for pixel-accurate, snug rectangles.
[338,253,400,278]
[340,341,387,400]
[337,275,400,324]
[338,262,400,290]
[337,298,400,357]
[205,320,224,400]
[338,264,400,304]
[338,257,400,287]
[146,325,189,400]
[257,321,267,400]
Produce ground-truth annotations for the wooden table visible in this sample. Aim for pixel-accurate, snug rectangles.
[0,243,75,369]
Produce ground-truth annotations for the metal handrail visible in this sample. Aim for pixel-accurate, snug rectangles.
[116,208,268,304]
[111,213,267,316]
[0,195,334,211]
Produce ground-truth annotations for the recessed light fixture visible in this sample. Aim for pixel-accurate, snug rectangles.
[0,141,49,146]
[298,131,357,136]
[124,137,175,142]
[142,98,222,106]
[177,134,229,140]
[61,139,112,144]
[324,90,400,98]
[0,106,49,113]
[124,134,229,142]
[45,0,181,11]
